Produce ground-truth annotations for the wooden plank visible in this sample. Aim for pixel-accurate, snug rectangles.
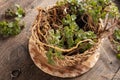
[0,0,120,80]
[113,68,120,80]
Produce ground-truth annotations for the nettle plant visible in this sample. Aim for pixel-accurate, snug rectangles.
[42,0,120,64]
[47,14,97,64]
[0,4,25,37]
[112,28,120,59]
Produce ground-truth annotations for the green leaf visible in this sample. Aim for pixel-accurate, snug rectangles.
[90,0,97,6]
[116,54,120,59]
[15,4,25,18]
[67,37,74,48]
[0,20,21,36]
[54,30,61,39]
[0,21,8,27]
[46,49,55,65]
[117,45,120,51]
[71,15,76,21]
[86,31,97,39]
[114,29,120,40]
[56,0,67,6]
[8,22,13,28]
[55,50,64,59]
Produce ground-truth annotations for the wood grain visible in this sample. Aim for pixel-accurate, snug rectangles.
[113,69,120,80]
[0,0,120,80]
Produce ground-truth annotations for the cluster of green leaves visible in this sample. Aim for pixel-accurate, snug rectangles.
[62,14,79,48]
[114,29,120,41]
[57,0,120,23]
[0,21,21,37]
[46,14,97,64]
[46,49,55,65]
[46,29,64,64]
[62,14,97,48]
[113,29,120,59]
[15,4,25,18]
[5,4,25,19]
[46,48,64,64]
[0,4,25,37]
[114,29,120,51]
[48,14,97,48]
[82,0,120,23]
[57,0,84,15]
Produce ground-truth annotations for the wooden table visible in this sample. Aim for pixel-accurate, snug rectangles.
[0,0,120,80]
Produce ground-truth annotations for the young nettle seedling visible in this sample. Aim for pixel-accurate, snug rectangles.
[15,4,25,18]
[5,4,25,19]
[0,4,25,38]
[0,21,21,37]
[113,29,120,59]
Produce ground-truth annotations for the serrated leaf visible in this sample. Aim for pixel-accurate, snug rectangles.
[114,29,120,40]
[15,4,25,18]
[117,45,120,51]
[8,22,13,28]
[71,15,76,21]
[46,49,55,65]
